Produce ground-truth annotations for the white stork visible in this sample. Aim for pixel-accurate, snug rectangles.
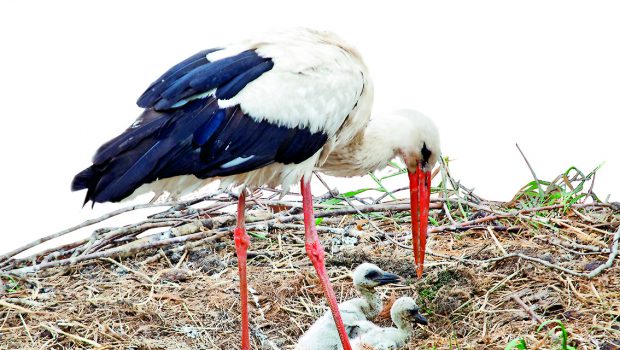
[72,28,441,350]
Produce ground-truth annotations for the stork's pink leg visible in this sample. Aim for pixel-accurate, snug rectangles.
[234,191,251,350]
[300,177,353,350]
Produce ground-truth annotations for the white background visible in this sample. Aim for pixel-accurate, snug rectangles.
[1,1,618,257]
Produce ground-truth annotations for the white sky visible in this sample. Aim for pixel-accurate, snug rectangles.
[1,1,619,257]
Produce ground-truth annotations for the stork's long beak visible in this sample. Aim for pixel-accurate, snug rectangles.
[408,163,431,279]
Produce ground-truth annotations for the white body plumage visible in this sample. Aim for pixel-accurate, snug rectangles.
[120,29,440,204]
[126,28,373,201]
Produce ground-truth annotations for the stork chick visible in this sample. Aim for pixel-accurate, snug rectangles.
[350,296,427,350]
[296,263,400,350]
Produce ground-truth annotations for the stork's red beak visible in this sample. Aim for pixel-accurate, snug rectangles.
[409,163,431,279]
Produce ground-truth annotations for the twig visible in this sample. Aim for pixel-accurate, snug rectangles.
[443,202,457,226]
[426,248,618,279]
[487,226,508,256]
[2,298,43,308]
[586,171,597,202]
[516,143,544,202]
[430,199,608,233]
[511,294,543,324]
[373,187,408,204]
[40,322,102,348]
[403,227,619,278]
[0,300,47,315]
[9,229,231,274]
[249,223,362,236]
[101,257,153,284]
[18,314,34,345]
[0,192,222,262]
[535,236,610,254]
[10,240,87,268]
[550,218,607,247]
[587,226,620,278]
[313,172,391,245]
[313,172,339,198]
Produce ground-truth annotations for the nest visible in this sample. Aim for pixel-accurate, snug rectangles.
[1,165,619,350]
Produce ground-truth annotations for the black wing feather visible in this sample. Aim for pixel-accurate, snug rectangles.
[73,48,329,204]
[137,48,221,108]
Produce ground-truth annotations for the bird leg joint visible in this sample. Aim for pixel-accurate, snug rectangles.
[305,240,325,266]
[234,227,250,251]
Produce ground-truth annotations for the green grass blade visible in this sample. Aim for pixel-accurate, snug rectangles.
[504,338,527,350]
[248,231,268,239]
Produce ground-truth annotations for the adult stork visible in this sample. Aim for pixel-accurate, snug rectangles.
[72,28,440,350]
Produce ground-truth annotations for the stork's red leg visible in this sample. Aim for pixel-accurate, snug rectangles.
[300,177,353,350]
[234,190,251,350]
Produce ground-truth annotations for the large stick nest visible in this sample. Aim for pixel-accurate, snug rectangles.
[1,164,619,349]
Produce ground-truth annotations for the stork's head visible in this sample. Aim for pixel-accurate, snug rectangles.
[387,109,440,279]
[351,263,401,290]
[391,296,428,329]
[391,110,441,173]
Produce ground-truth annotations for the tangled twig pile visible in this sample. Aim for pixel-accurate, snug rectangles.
[1,163,619,349]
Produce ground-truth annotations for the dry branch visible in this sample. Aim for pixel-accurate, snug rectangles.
[0,191,223,262]
[39,322,101,348]
[0,300,47,315]
[0,163,618,349]
[511,294,543,324]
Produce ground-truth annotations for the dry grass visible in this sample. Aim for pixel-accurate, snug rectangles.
[1,164,619,349]
[1,205,619,349]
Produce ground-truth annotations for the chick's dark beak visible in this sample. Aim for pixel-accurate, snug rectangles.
[373,272,401,286]
[410,309,428,325]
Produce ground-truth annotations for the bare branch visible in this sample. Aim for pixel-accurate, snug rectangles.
[0,192,223,262]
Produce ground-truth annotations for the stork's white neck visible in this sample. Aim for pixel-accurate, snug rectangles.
[319,115,399,177]
[319,109,440,177]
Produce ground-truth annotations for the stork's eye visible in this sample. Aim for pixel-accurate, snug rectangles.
[408,308,420,315]
[364,270,380,279]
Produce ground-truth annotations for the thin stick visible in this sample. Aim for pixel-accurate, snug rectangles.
[0,192,222,261]
[0,300,46,315]
[18,314,34,345]
[512,294,543,324]
[249,223,362,236]
[9,229,230,274]
[40,322,102,348]
[587,226,620,278]
[101,257,153,284]
[487,226,508,256]
[430,200,608,234]
[426,248,617,279]
[516,143,544,202]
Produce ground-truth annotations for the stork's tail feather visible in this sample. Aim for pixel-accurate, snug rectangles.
[71,98,222,204]
[71,160,148,205]
[71,166,99,205]
[71,167,95,192]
